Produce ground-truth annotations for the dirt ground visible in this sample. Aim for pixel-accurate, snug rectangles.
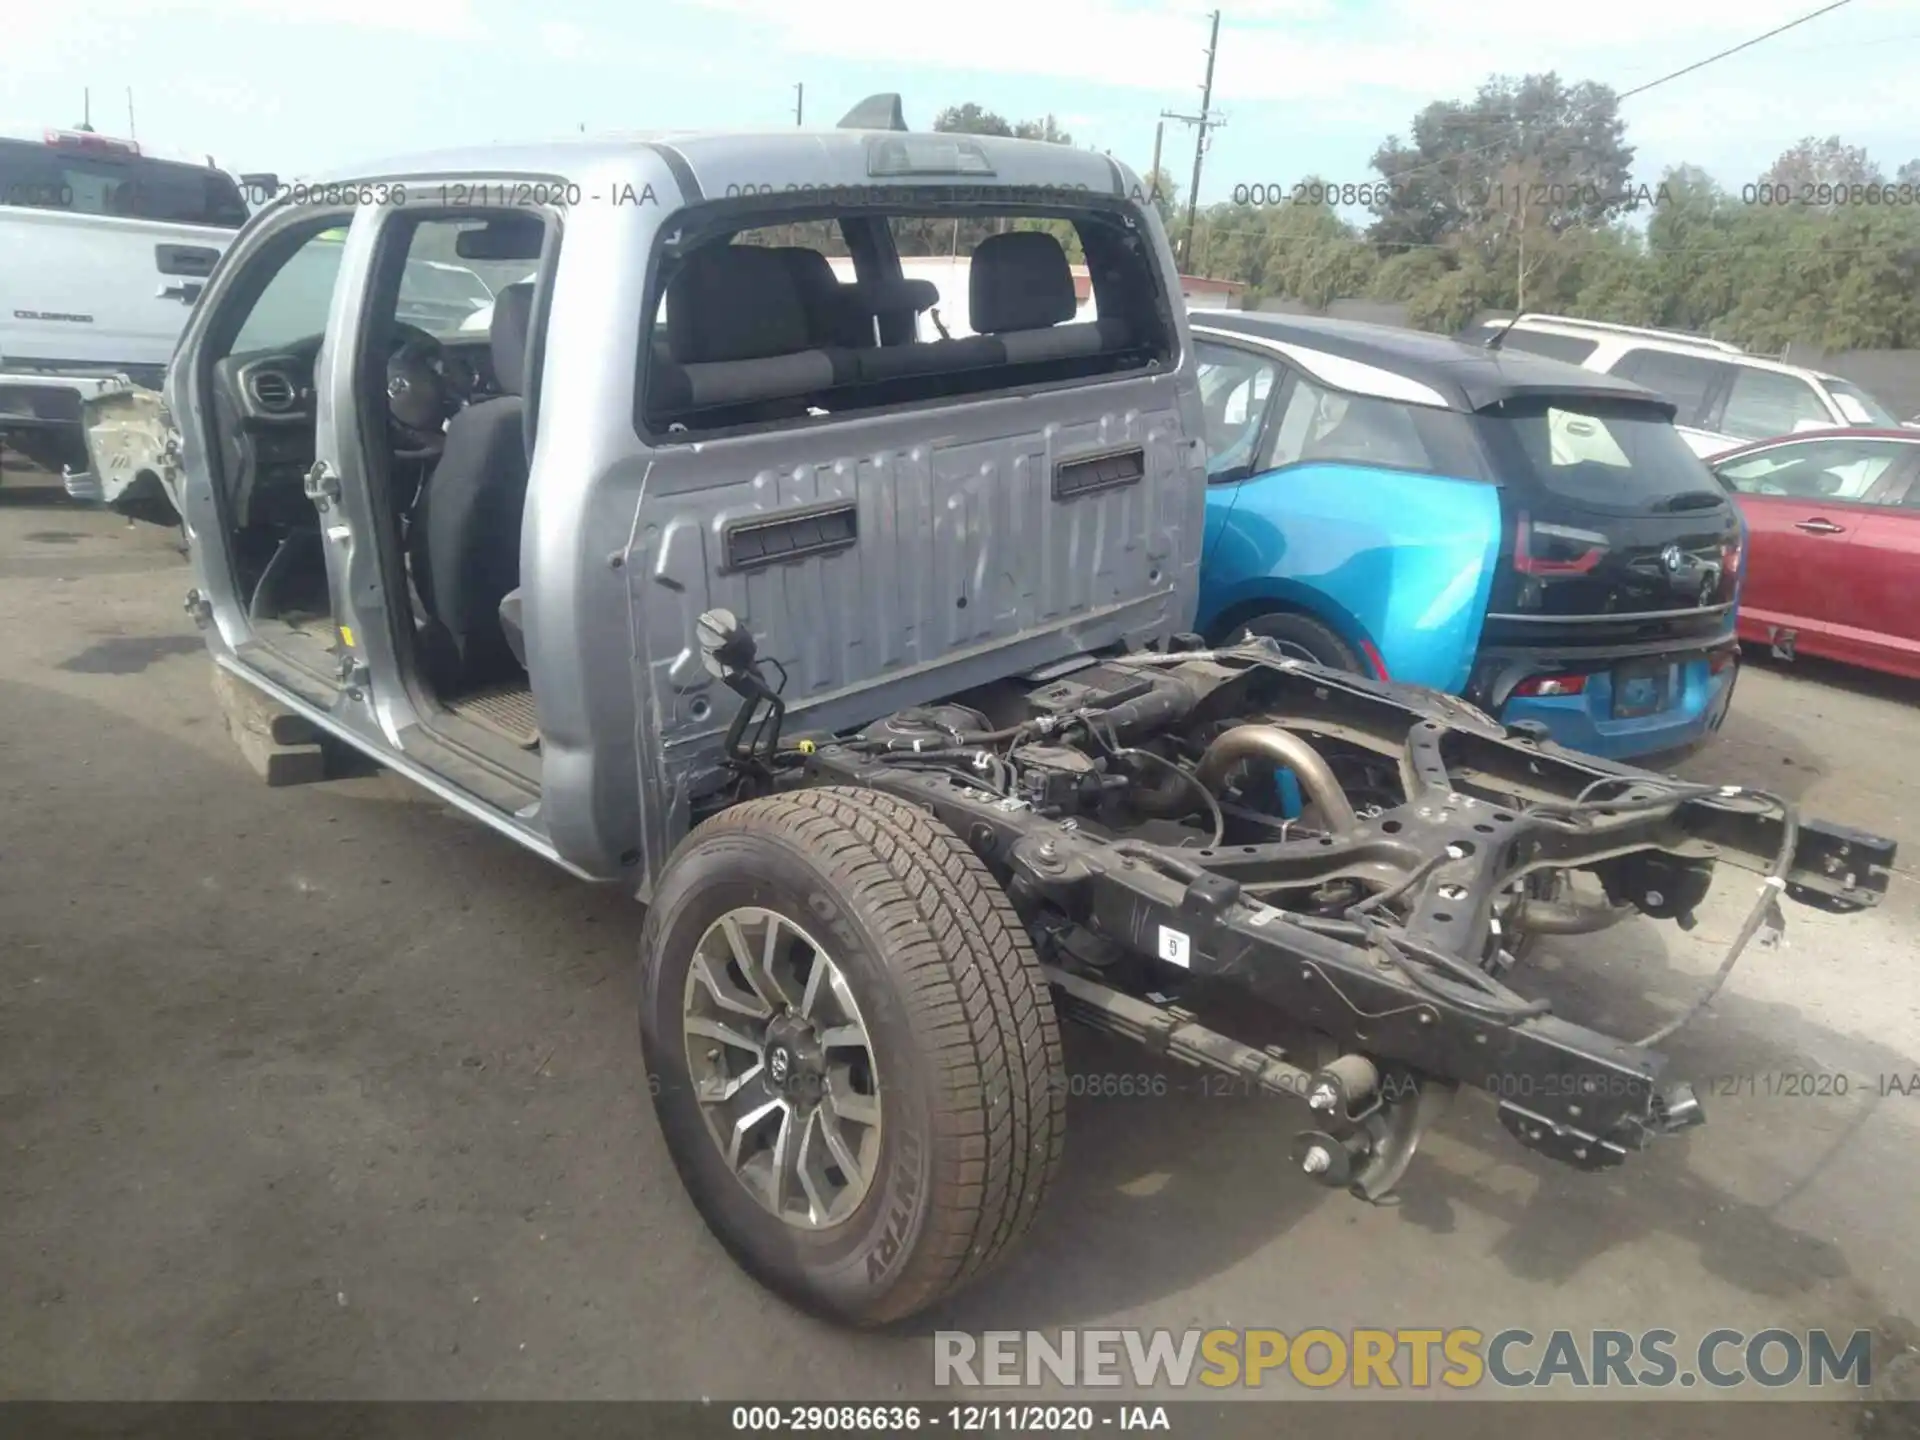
[2,472,1917,1407]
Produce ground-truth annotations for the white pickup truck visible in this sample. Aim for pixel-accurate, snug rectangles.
[0,128,258,518]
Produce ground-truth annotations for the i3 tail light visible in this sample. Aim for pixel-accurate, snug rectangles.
[1719,536,1743,599]
[1709,645,1738,677]
[1514,512,1610,576]
[1512,673,1588,698]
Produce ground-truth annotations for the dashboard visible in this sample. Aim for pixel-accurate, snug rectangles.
[212,332,504,530]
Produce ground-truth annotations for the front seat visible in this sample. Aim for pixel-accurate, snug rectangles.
[410,282,535,692]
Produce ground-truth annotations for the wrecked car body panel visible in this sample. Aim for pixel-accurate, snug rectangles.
[77,381,184,524]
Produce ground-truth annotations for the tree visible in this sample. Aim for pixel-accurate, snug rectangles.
[1564,228,1660,326]
[1367,73,1636,250]
[1013,114,1073,146]
[1643,164,1739,333]
[931,103,1014,137]
[1762,135,1884,205]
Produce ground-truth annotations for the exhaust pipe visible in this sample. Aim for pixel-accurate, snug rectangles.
[1514,895,1634,935]
[1194,724,1359,835]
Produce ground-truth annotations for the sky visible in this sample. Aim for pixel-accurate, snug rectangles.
[4,0,1918,206]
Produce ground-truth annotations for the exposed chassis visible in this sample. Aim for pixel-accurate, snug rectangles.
[793,645,1894,1193]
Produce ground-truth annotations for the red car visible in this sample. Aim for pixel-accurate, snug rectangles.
[1712,429,1920,680]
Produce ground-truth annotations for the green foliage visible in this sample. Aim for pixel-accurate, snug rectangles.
[1164,74,1920,350]
[1368,73,1636,248]
[931,103,1014,137]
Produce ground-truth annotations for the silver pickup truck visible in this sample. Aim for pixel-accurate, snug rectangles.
[141,96,1893,1326]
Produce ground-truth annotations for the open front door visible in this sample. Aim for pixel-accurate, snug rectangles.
[162,198,376,698]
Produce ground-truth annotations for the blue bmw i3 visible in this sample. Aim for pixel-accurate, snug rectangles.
[1190,314,1744,761]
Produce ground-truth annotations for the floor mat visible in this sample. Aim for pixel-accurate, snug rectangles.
[446,681,540,749]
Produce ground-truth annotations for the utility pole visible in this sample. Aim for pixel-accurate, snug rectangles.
[126,88,137,141]
[1149,119,1164,204]
[1160,9,1224,273]
[794,83,804,126]
[78,88,95,133]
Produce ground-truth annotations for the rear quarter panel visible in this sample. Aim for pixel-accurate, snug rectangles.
[1196,464,1501,692]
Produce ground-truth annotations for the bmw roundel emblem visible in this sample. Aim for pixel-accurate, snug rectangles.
[1661,544,1685,574]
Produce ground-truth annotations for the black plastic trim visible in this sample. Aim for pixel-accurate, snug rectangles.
[1054,445,1145,501]
[723,500,858,572]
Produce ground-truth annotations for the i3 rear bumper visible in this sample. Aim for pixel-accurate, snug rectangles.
[1496,653,1739,761]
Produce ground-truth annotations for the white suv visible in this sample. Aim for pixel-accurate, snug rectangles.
[1457,314,1904,458]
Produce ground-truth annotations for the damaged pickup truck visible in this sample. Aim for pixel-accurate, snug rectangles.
[150,98,1894,1326]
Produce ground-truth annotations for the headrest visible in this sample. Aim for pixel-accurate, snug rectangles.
[771,247,867,348]
[969,231,1076,334]
[489,282,535,395]
[849,277,940,317]
[667,247,810,364]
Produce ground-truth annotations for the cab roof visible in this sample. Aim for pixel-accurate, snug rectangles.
[313,130,1139,203]
[1192,311,1675,417]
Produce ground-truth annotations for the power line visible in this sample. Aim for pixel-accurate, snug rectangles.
[1617,0,1855,100]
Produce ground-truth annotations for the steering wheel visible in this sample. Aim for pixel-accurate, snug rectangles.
[385,323,455,452]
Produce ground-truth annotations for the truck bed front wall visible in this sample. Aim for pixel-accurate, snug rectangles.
[496,164,1205,886]
[636,374,1207,756]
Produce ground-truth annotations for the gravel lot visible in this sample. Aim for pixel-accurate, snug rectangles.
[2,472,1917,1410]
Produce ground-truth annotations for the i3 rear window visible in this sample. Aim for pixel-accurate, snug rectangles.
[1261,374,1487,480]
[1478,400,1726,516]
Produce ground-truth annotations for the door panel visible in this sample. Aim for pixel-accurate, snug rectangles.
[1717,437,1919,646]
[1831,507,1920,675]
[1732,495,1854,635]
[2,207,234,371]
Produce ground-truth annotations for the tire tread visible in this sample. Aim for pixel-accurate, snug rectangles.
[663,785,1065,1321]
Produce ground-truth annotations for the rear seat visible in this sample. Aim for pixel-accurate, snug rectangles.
[968,231,1128,362]
[774,248,878,350]
[650,246,853,417]
[646,233,1134,425]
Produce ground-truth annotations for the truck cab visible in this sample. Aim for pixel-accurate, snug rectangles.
[161,126,1196,882]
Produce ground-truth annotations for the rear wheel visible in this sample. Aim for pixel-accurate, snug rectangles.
[1234,610,1365,671]
[639,786,1065,1325]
